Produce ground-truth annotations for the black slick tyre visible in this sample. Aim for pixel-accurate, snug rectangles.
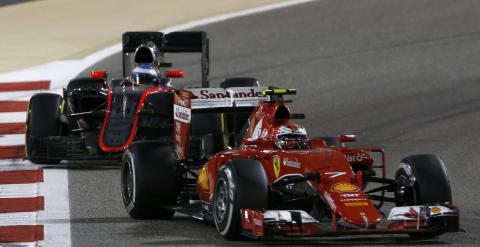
[220,77,261,147]
[212,159,268,240]
[121,142,181,219]
[25,93,63,164]
[220,77,259,88]
[395,154,453,238]
[395,154,452,205]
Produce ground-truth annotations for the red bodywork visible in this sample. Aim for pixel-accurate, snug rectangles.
[193,99,384,230]
[169,89,458,238]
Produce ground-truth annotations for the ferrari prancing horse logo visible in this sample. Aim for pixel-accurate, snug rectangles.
[273,155,281,178]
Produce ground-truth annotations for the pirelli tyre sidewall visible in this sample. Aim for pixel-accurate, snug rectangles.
[26,93,63,164]
[395,154,452,206]
[395,154,453,238]
[121,142,181,219]
[213,159,268,240]
[122,150,137,213]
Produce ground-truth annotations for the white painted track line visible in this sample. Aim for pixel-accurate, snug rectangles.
[0,160,34,167]
[0,134,25,146]
[0,112,26,124]
[0,184,41,199]
[0,242,39,247]
[39,169,70,247]
[0,90,48,101]
[0,212,37,226]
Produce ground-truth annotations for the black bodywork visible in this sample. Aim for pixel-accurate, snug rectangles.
[28,80,177,161]
[26,31,209,162]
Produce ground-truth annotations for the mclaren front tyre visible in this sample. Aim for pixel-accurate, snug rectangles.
[25,93,63,164]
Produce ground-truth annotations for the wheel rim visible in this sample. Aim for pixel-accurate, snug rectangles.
[396,173,415,205]
[214,178,228,223]
[122,160,134,204]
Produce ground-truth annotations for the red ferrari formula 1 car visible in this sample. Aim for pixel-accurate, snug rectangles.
[121,88,459,240]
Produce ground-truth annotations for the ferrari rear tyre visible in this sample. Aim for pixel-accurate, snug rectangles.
[213,159,268,240]
[26,93,63,164]
[122,142,181,219]
[395,154,453,238]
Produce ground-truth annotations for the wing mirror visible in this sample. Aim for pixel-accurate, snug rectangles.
[337,134,357,143]
[90,70,107,79]
[166,70,184,78]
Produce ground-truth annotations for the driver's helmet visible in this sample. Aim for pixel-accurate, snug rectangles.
[131,63,159,85]
[275,122,309,149]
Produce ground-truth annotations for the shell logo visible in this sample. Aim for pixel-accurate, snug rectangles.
[331,183,360,193]
[431,207,441,214]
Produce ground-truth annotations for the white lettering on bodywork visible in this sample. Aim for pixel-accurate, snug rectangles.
[174,104,191,123]
[283,157,301,168]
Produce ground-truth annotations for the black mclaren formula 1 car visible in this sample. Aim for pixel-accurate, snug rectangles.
[25,31,260,164]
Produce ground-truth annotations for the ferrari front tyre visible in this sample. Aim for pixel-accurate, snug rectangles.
[395,154,453,238]
[121,142,181,219]
[25,93,63,164]
[395,154,452,205]
[213,159,268,240]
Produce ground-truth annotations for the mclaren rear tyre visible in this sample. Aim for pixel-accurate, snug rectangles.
[213,159,268,240]
[191,114,225,155]
[121,142,181,219]
[25,93,63,164]
[395,154,453,238]
[220,77,261,147]
[220,77,260,88]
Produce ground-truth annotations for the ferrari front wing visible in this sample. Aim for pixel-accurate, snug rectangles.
[240,204,459,239]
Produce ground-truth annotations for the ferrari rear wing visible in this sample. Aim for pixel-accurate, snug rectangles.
[173,87,268,159]
[189,87,269,111]
[122,31,209,87]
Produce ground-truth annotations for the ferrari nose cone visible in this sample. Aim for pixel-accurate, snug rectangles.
[339,201,382,228]
[325,183,382,229]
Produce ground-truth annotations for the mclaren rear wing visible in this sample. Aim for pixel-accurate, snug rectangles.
[122,31,209,87]
[173,87,269,159]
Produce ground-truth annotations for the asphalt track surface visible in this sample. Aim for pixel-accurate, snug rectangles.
[71,0,480,246]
